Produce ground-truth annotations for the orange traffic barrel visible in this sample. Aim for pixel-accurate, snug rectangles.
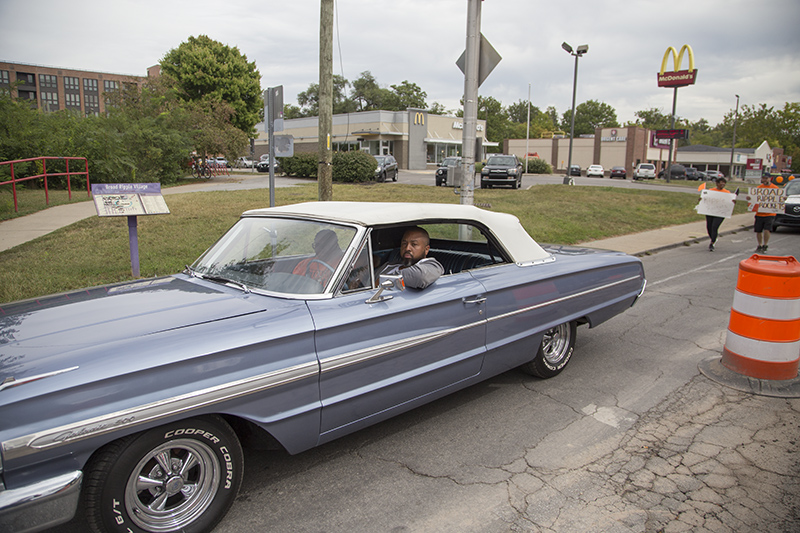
[721,254,800,380]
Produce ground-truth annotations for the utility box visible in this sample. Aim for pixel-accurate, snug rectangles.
[445,163,463,187]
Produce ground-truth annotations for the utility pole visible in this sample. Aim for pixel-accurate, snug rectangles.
[318,0,333,201]
[460,0,480,207]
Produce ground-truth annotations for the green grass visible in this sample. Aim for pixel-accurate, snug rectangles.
[0,183,748,304]
[0,185,94,221]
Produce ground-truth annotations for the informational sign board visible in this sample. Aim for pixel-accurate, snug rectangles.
[90,183,169,278]
[695,189,736,218]
[745,187,786,214]
[91,183,170,217]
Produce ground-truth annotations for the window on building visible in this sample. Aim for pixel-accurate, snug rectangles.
[84,93,99,116]
[0,70,9,86]
[333,141,360,152]
[41,91,59,112]
[83,78,98,92]
[39,74,58,89]
[65,92,81,109]
[103,80,119,92]
[17,72,35,85]
[64,76,80,91]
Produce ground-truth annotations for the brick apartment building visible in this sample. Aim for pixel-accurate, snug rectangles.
[0,61,148,116]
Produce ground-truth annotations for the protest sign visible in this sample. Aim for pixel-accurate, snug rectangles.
[695,189,736,218]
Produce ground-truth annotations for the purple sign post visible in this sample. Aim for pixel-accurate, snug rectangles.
[90,183,170,277]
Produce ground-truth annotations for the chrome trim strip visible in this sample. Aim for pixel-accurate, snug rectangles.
[320,320,485,373]
[0,367,79,392]
[2,361,319,462]
[487,275,642,324]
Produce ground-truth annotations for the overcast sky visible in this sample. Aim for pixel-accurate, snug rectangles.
[2,0,799,127]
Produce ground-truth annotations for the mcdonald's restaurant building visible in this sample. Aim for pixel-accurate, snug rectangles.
[254,108,491,170]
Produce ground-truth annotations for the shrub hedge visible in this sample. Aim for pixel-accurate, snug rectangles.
[279,151,378,183]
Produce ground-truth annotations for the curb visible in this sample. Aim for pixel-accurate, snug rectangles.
[698,355,800,398]
[632,224,754,257]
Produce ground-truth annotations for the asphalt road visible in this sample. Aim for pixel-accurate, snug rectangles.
[49,225,800,533]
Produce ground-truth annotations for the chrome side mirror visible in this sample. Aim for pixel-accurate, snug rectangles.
[365,274,404,304]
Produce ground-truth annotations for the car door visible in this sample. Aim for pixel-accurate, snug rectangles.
[307,264,487,445]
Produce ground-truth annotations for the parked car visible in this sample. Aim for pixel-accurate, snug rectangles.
[658,164,686,179]
[435,156,461,186]
[374,155,398,182]
[480,154,524,188]
[609,166,627,179]
[774,178,800,231]
[684,167,703,180]
[633,163,656,180]
[256,156,280,173]
[704,170,725,180]
[235,157,255,168]
[214,157,229,168]
[0,202,645,533]
[587,164,605,178]
[568,164,581,176]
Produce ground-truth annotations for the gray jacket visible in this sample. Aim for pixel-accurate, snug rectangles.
[377,257,444,289]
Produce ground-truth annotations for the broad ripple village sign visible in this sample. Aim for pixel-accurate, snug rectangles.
[657,44,697,87]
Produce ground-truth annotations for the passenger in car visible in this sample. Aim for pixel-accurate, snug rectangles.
[377,227,444,289]
[292,229,343,286]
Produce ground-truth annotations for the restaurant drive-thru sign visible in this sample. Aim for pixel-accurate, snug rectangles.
[657,45,698,87]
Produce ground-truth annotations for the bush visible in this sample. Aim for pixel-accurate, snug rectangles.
[279,153,317,178]
[526,158,553,174]
[332,151,376,183]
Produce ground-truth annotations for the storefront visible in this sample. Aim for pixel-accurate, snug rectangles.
[254,109,490,170]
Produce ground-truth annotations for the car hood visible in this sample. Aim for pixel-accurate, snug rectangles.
[0,276,270,387]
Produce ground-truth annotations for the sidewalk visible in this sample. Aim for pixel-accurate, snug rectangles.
[0,178,753,255]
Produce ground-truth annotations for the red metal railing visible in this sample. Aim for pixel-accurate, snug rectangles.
[0,156,90,212]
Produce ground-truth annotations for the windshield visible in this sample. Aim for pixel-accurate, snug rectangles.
[191,217,357,295]
[486,156,516,166]
[442,157,460,166]
[785,179,800,196]
[374,156,386,165]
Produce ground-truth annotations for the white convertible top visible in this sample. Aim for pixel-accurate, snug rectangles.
[244,202,550,263]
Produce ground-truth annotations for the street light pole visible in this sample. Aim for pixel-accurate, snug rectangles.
[525,83,531,175]
[562,42,588,184]
[730,94,740,179]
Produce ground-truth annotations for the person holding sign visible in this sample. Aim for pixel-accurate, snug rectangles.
[695,177,736,251]
[753,174,779,253]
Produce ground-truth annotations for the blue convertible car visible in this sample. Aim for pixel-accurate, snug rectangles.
[0,202,645,533]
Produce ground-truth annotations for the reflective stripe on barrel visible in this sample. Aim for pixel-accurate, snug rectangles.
[721,254,800,380]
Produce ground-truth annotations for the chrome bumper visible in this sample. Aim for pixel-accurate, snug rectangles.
[0,471,82,533]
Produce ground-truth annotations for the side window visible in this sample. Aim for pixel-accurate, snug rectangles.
[342,242,373,293]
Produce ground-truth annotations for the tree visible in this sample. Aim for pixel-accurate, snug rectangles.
[390,80,427,110]
[160,35,262,135]
[561,100,620,136]
[429,102,450,115]
[296,75,354,116]
[350,71,394,111]
[629,107,674,130]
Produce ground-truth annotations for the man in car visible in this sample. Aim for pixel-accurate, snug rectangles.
[293,229,343,286]
[377,227,444,289]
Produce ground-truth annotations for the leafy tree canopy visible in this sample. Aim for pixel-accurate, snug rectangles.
[160,35,262,136]
[561,99,620,135]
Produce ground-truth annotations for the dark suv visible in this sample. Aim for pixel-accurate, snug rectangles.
[480,154,524,189]
[658,164,686,179]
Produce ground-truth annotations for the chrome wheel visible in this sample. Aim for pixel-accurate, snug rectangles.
[125,438,220,531]
[540,323,572,366]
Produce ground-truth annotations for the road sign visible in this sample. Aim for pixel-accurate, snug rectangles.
[456,33,502,87]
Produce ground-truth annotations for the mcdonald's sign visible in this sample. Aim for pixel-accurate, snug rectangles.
[413,112,425,126]
[657,45,698,88]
